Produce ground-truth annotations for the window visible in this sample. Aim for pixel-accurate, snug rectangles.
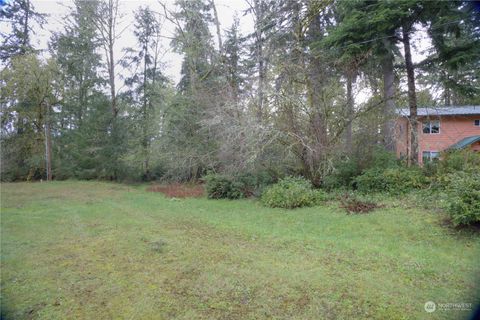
[423,120,440,134]
[422,151,440,162]
[475,119,480,126]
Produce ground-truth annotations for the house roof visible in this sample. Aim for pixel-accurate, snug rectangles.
[447,135,480,150]
[397,106,480,117]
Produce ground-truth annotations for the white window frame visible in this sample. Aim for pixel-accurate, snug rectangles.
[475,119,480,127]
[423,120,440,134]
[422,151,440,162]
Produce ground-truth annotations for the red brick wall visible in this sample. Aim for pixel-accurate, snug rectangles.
[395,115,480,164]
[395,117,409,160]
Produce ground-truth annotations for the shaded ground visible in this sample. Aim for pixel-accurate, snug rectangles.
[1,181,479,319]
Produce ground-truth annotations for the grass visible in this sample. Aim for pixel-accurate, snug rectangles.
[1,181,479,319]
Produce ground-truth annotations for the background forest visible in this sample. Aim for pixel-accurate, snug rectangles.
[1,0,479,185]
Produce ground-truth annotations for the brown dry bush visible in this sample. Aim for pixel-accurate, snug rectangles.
[147,183,204,198]
[340,194,382,214]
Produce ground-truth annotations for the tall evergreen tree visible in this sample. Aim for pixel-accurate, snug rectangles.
[222,16,247,109]
[0,0,45,61]
[245,0,276,120]
[159,0,220,180]
[123,6,167,180]
[50,0,102,127]
[322,0,400,151]
[88,0,125,179]
[421,1,480,105]
[322,0,465,164]
[48,0,105,179]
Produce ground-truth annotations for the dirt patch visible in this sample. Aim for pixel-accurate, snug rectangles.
[340,195,383,214]
[148,183,204,198]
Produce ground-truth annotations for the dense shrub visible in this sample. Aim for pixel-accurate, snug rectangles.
[204,174,244,199]
[235,171,275,197]
[421,161,439,178]
[429,150,480,190]
[355,166,427,194]
[261,176,326,209]
[368,147,400,169]
[323,148,399,190]
[204,171,275,199]
[438,149,480,174]
[322,157,360,190]
[446,172,480,226]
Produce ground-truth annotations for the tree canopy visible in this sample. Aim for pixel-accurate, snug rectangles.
[1,0,478,183]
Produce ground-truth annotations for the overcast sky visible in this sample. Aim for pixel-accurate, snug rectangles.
[31,0,253,84]
[25,0,434,103]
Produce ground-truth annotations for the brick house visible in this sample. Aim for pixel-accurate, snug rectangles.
[395,106,480,164]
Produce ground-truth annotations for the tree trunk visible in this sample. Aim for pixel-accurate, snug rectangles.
[142,43,150,180]
[444,84,451,106]
[254,0,265,121]
[382,50,395,151]
[102,0,118,118]
[21,0,30,54]
[307,13,327,186]
[108,35,117,117]
[95,0,120,180]
[44,102,52,181]
[210,0,223,53]
[444,88,451,106]
[92,0,118,117]
[402,25,418,165]
[108,38,117,180]
[78,76,85,126]
[345,71,355,152]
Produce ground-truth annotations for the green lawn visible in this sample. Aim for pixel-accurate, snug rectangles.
[1,181,479,319]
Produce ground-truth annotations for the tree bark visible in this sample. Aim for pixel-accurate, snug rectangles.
[108,27,117,117]
[345,71,355,152]
[21,0,30,54]
[444,87,451,106]
[94,0,118,118]
[402,25,418,165]
[91,0,120,179]
[210,0,223,53]
[382,50,395,151]
[307,13,327,186]
[444,84,451,106]
[253,0,266,121]
[142,41,150,180]
[44,102,52,181]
